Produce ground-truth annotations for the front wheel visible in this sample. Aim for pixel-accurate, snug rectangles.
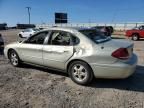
[68,61,93,85]
[132,34,139,41]
[9,50,21,67]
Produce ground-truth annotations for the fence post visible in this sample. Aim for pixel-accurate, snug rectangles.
[124,23,127,31]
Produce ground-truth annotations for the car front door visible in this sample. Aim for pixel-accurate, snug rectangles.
[18,31,49,65]
[43,31,74,70]
[139,26,144,38]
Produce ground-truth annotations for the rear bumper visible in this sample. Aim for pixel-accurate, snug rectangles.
[90,54,138,79]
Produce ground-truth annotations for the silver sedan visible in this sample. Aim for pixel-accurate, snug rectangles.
[4,27,138,85]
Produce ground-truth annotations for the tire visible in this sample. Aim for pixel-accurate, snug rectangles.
[68,61,93,85]
[132,34,139,41]
[19,34,23,38]
[8,50,21,67]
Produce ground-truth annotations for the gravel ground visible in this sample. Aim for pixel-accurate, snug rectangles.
[0,29,144,108]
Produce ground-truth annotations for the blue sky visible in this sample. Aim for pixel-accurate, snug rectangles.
[0,0,144,26]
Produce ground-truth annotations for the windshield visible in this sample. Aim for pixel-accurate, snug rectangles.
[33,28,40,32]
[79,29,111,43]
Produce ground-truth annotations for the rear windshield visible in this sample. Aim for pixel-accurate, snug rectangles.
[79,29,111,43]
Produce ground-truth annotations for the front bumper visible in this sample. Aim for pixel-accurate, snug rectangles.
[90,54,138,79]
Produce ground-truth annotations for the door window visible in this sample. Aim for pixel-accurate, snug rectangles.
[24,29,31,32]
[48,31,80,46]
[25,31,48,44]
[141,26,144,30]
[49,31,71,46]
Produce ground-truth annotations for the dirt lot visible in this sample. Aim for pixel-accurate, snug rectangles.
[0,29,144,108]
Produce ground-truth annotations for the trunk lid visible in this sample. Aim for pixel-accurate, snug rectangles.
[100,39,134,59]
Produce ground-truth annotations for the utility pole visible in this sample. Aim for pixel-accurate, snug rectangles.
[88,19,91,27]
[26,7,31,24]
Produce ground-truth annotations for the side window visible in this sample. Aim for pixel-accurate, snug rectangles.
[24,29,31,32]
[49,31,71,46]
[25,32,48,44]
[139,26,144,30]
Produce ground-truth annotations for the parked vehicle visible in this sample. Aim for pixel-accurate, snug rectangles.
[91,26,114,36]
[0,23,7,30]
[17,24,36,29]
[4,27,137,85]
[125,25,144,41]
[18,28,40,38]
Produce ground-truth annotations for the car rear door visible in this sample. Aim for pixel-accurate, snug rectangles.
[43,30,74,70]
[18,31,48,65]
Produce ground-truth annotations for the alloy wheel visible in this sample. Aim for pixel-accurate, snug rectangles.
[10,51,19,66]
[72,64,88,82]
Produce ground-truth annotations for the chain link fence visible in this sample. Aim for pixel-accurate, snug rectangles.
[36,22,144,31]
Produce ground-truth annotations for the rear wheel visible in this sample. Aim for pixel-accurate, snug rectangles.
[68,61,93,85]
[9,50,21,67]
[132,34,139,41]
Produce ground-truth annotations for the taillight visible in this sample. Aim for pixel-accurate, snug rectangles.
[111,48,129,60]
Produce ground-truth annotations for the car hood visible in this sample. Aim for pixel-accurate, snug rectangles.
[5,42,20,48]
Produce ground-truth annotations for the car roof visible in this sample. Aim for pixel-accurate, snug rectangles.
[41,27,96,33]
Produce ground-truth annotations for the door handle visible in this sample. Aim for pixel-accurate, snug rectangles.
[64,51,69,53]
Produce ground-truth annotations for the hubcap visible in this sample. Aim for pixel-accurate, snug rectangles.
[72,64,88,82]
[10,52,18,66]
[133,35,138,40]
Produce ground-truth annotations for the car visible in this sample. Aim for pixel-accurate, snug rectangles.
[91,26,114,36]
[4,27,138,85]
[18,28,40,38]
[125,25,144,41]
